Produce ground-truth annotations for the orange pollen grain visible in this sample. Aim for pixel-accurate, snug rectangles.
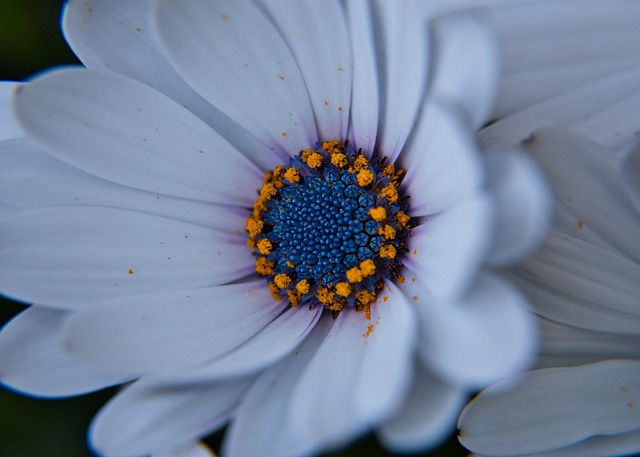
[379,244,397,259]
[335,282,352,297]
[296,279,310,294]
[331,153,348,168]
[346,266,364,283]
[353,155,369,171]
[274,274,291,289]
[257,238,272,255]
[357,169,374,187]
[378,224,396,240]
[245,218,264,237]
[359,259,376,277]
[306,152,324,168]
[283,167,300,183]
[369,206,387,221]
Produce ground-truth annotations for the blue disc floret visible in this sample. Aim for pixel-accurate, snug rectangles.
[246,140,411,313]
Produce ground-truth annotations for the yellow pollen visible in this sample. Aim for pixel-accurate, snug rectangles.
[356,289,376,306]
[395,210,410,229]
[359,259,376,277]
[301,148,314,161]
[257,238,272,255]
[331,153,348,168]
[296,279,310,294]
[283,167,300,183]
[380,245,397,259]
[353,155,369,171]
[255,257,274,275]
[245,218,264,238]
[316,287,335,305]
[259,183,277,200]
[286,289,301,306]
[346,266,364,283]
[286,261,295,268]
[268,282,282,301]
[357,169,374,187]
[383,164,395,176]
[378,224,396,240]
[369,206,387,221]
[322,140,342,154]
[305,152,324,168]
[246,238,257,249]
[274,273,291,289]
[379,184,399,203]
[335,282,352,297]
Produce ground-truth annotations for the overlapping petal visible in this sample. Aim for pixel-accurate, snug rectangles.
[0,207,253,308]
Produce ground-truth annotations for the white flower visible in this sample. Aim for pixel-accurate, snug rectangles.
[0,1,548,456]
[457,1,640,453]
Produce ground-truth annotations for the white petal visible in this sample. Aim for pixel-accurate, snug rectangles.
[285,285,417,457]
[478,67,640,153]
[416,273,537,388]
[512,232,640,335]
[372,0,428,161]
[458,360,640,456]
[404,194,492,299]
[0,82,24,140]
[0,207,253,309]
[91,375,253,457]
[490,1,640,119]
[401,101,484,217]
[0,139,249,234]
[524,428,640,457]
[64,280,283,373]
[223,315,334,457]
[484,149,553,265]
[345,0,379,155]
[621,142,640,212]
[522,128,640,263]
[258,0,351,142]
[429,11,498,129]
[0,307,131,398]
[155,0,316,155]
[152,442,215,457]
[378,363,467,453]
[153,304,322,382]
[62,0,283,172]
[15,68,261,205]
[536,318,640,369]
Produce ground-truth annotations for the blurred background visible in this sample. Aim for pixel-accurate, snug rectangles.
[0,1,468,456]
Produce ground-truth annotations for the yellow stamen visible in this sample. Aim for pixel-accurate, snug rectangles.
[395,210,410,229]
[274,273,291,289]
[335,282,352,297]
[357,169,374,187]
[283,167,300,183]
[379,245,397,259]
[306,152,324,169]
[296,279,310,294]
[353,155,369,171]
[257,238,272,255]
[379,184,398,203]
[369,206,387,221]
[322,140,342,154]
[268,282,282,301]
[331,153,348,168]
[382,164,396,176]
[359,259,376,277]
[287,289,301,307]
[245,218,264,238]
[346,266,364,283]
[378,224,396,240]
[316,287,335,305]
[255,257,274,275]
[301,148,314,161]
[356,289,376,306]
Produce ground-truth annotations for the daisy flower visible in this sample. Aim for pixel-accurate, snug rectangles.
[457,2,640,453]
[0,1,549,456]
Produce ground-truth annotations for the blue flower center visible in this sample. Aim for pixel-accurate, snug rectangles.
[246,140,411,312]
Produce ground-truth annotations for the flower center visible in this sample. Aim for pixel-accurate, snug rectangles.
[246,140,411,313]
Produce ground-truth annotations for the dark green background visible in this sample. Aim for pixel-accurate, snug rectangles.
[0,1,467,456]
